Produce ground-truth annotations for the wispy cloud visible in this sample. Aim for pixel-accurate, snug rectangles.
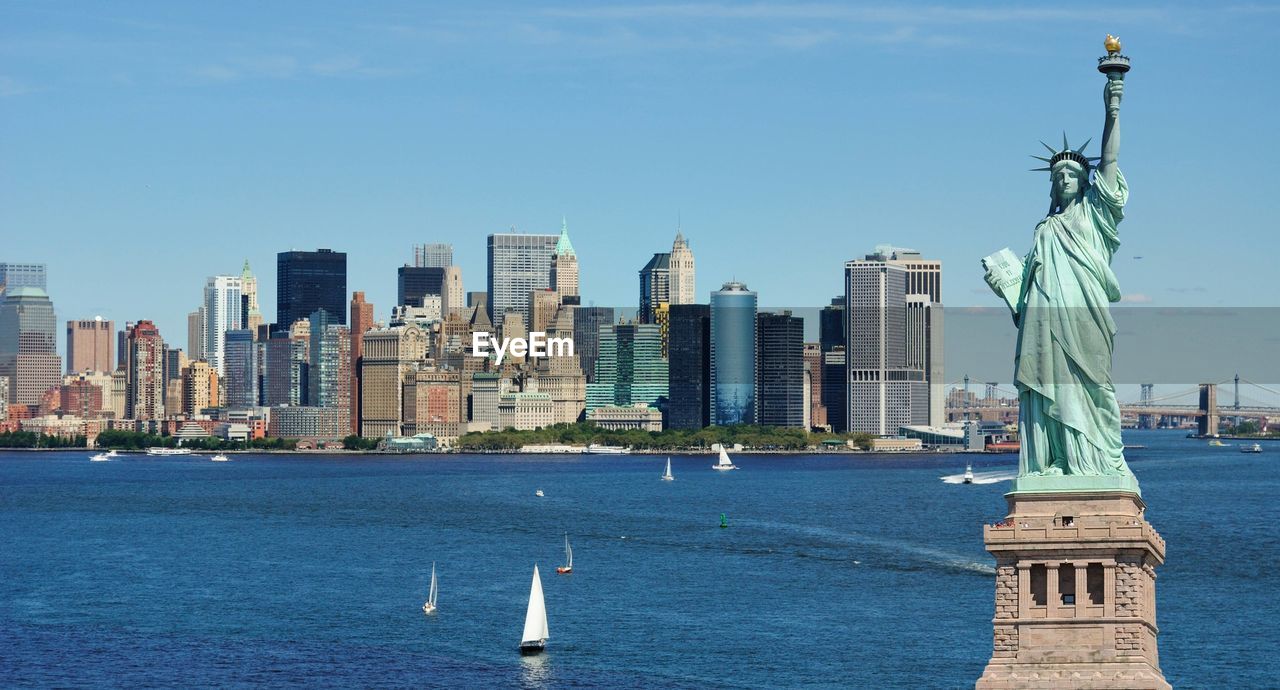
[194,54,394,82]
[1121,293,1154,303]
[541,4,1170,23]
[0,75,33,97]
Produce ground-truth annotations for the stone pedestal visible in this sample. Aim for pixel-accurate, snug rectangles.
[976,491,1170,689]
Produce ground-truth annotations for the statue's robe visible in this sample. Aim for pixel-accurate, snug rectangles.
[1015,169,1133,477]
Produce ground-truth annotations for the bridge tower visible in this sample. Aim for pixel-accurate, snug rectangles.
[1198,383,1218,437]
[1138,384,1154,429]
[986,381,999,403]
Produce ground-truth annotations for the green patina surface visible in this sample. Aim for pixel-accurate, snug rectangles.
[985,67,1138,496]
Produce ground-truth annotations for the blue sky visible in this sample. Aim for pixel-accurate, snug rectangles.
[3,1,1279,359]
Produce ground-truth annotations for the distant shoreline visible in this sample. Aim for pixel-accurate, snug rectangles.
[0,446,1006,457]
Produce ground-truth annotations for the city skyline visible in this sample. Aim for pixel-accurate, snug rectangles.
[4,3,1278,348]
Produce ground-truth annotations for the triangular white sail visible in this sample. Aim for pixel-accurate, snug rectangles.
[718,447,732,466]
[521,565,549,644]
[564,535,573,569]
[663,457,674,479]
[429,563,438,607]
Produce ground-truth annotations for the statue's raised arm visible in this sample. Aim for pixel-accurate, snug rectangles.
[1097,78,1122,191]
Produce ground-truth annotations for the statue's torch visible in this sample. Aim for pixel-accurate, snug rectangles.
[1098,34,1130,115]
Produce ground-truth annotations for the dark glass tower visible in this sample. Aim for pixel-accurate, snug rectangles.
[638,253,671,324]
[277,249,347,330]
[572,307,615,384]
[756,311,805,428]
[397,266,445,307]
[667,303,710,430]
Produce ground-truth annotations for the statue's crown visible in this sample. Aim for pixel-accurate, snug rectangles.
[1030,133,1102,173]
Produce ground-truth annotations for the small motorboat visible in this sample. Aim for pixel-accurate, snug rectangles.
[535,489,545,498]
[1208,439,1228,447]
[556,533,573,574]
[963,463,974,484]
[1240,443,1263,454]
[210,454,230,462]
[90,451,112,462]
[146,447,192,456]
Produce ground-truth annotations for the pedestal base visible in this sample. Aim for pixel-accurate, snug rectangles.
[977,662,1170,689]
[976,490,1169,690]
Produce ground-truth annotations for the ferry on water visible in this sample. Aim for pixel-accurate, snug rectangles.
[584,444,630,455]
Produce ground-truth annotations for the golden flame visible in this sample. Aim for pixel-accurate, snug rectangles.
[1104,34,1122,55]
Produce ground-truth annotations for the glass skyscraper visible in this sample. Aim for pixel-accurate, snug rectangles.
[572,306,614,384]
[397,266,445,307]
[0,287,61,405]
[667,303,710,430]
[585,323,668,414]
[756,311,806,428]
[223,329,258,409]
[277,249,347,331]
[709,281,757,426]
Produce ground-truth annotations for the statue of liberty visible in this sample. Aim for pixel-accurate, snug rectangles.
[983,37,1138,492]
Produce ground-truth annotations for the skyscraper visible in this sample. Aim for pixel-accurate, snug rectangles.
[572,306,614,385]
[263,331,308,407]
[309,309,350,410]
[187,308,205,361]
[240,259,264,335]
[638,253,670,324]
[360,325,427,437]
[803,343,827,430]
[0,263,47,292]
[487,232,558,326]
[667,303,710,430]
[66,317,114,373]
[182,359,218,415]
[203,275,242,376]
[844,257,927,435]
[414,243,453,268]
[709,281,757,426]
[550,219,579,299]
[906,296,945,427]
[756,311,805,428]
[397,266,446,308]
[223,329,257,409]
[349,291,375,434]
[668,229,696,306]
[277,249,347,331]
[440,266,465,318]
[125,320,165,420]
[585,323,668,414]
[0,287,61,405]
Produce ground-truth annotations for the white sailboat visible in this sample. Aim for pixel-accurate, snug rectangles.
[556,534,573,574]
[422,562,438,614]
[661,457,674,481]
[519,565,549,655]
[711,446,738,471]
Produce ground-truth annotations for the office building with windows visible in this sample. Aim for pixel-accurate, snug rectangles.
[486,233,558,327]
[709,281,757,426]
[277,249,347,331]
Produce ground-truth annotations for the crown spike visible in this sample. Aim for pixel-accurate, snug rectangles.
[1031,167,1051,171]
[1076,137,1092,153]
[1063,132,1069,151]
[1040,140,1057,155]
[1031,155,1052,162]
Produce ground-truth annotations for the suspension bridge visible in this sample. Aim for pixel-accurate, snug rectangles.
[944,375,1280,436]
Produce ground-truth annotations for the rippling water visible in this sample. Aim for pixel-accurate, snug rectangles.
[1,430,1275,687]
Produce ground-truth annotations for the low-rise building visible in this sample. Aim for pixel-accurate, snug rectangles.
[497,391,554,431]
[267,406,348,441]
[588,403,663,432]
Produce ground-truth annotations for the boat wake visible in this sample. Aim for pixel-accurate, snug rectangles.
[940,469,1016,485]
